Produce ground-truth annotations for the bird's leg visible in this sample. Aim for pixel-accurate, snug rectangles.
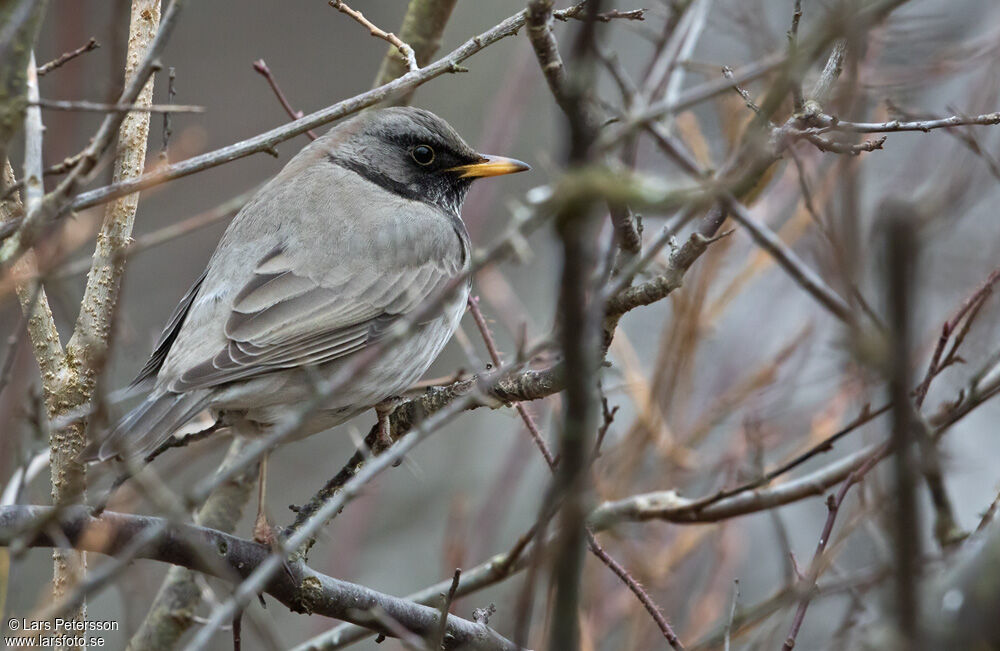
[373,399,397,454]
[253,452,275,545]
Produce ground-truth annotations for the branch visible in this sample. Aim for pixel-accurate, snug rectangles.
[587,443,884,530]
[802,110,1000,134]
[36,37,100,76]
[183,388,515,650]
[0,0,48,176]
[66,3,581,215]
[723,195,853,323]
[66,0,158,373]
[294,359,1000,649]
[0,161,64,383]
[0,0,184,267]
[252,59,317,140]
[781,455,882,650]
[126,441,259,651]
[30,98,203,113]
[330,0,418,73]
[0,506,523,651]
[22,52,43,217]
[527,6,604,648]
[555,6,645,22]
[371,0,458,102]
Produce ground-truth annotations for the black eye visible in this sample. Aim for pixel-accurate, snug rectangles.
[411,144,435,165]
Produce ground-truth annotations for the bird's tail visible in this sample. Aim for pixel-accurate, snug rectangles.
[81,389,212,463]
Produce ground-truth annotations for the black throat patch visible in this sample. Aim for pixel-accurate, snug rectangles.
[327,153,468,219]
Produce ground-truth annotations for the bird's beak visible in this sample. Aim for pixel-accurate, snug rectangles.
[446,154,531,179]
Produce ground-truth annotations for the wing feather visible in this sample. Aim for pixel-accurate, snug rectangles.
[167,246,454,393]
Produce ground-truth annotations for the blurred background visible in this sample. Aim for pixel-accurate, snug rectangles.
[3,1,1000,649]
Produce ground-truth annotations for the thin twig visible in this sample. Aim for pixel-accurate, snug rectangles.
[722,65,761,114]
[467,295,556,467]
[723,195,853,323]
[723,579,740,651]
[433,568,462,649]
[329,0,419,72]
[160,66,176,160]
[555,6,646,22]
[802,111,1000,134]
[69,2,588,214]
[31,98,203,113]
[0,0,185,267]
[586,531,685,650]
[781,454,882,651]
[252,59,317,140]
[787,0,804,112]
[36,37,100,76]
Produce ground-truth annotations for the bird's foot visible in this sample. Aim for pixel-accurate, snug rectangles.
[252,512,295,581]
[253,509,279,547]
[373,397,403,455]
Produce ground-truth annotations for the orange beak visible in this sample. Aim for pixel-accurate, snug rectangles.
[446,154,531,179]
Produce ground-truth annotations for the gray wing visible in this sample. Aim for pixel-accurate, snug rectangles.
[167,242,458,393]
[131,269,208,387]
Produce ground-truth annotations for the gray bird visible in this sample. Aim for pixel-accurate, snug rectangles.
[85,107,527,534]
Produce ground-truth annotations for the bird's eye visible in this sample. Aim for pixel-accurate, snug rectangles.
[411,144,435,165]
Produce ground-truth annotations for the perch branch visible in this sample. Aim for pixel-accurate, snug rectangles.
[0,506,522,651]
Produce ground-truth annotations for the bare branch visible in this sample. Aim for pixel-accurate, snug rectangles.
[723,195,854,323]
[0,505,523,651]
[0,0,48,176]
[126,441,258,651]
[68,3,584,215]
[372,0,458,96]
[30,98,203,113]
[252,59,317,140]
[0,0,184,267]
[329,0,418,73]
[36,37,99,76]
[802,111,1000,135]
[781,455,882,651]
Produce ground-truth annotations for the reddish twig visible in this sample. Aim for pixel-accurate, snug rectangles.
[782,452,883,651]
[467,295,682,648]
[252,59,318,140]
[915,265,1000,406]
[467,295,557,468]
[586,531,685,650]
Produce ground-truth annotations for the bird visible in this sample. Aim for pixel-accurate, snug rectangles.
[84,106,529,539]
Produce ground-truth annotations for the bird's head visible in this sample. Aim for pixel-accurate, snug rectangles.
[327,107,529,216]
